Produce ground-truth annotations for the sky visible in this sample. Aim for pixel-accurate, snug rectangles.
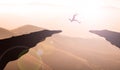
[0,0,120,38]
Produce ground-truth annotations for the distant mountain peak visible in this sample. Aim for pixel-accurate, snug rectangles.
[11,25,45,36]
[0,28,13,39]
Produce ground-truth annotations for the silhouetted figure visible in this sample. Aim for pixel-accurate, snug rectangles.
[90,30,120,48]
[69,14,80,23]
[0,30,62,70]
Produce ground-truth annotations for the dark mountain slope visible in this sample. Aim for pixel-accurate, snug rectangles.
[0,29,61,70]
[90,30,120,48]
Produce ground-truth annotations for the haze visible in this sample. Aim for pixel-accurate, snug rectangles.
[0,1,120,70]
[0,0,120,38]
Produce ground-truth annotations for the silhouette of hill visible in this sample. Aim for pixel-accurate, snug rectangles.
[0,29,61,70]
[4,25,120,70]
[21,34,119,70]
[0,28,13,39]
[6,35,120,70]
[90,30,120,48]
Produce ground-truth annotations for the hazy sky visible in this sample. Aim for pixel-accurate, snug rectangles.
[0,0,120,38]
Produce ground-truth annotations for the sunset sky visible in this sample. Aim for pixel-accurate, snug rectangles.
[0,0,120,38]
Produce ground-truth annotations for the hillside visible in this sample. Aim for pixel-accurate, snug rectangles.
[0,28,13,39]
[5,25,120,70]
[11,25,45,36]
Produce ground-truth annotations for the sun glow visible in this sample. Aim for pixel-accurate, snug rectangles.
[75,0,105,21]
[62,0,106,29]
[0,0,120,38]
